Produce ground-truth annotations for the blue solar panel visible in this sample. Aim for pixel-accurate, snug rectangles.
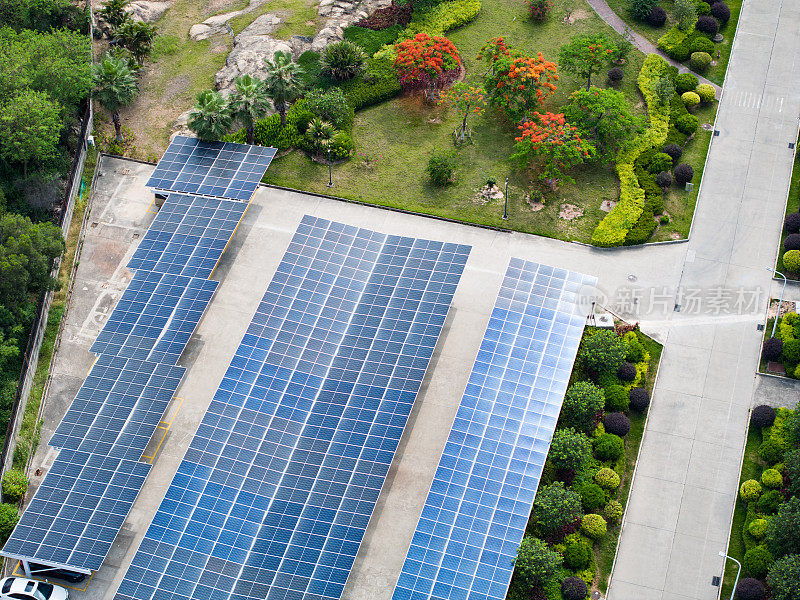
[114,216,471,600]
[146,137,276,201]
[392,259,596,600]
[1,450,151,572]
[128,194,248,279]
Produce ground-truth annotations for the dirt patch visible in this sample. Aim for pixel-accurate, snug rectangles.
[564,9,589,23]
[559,203,583,220]
[474,184,504,204]
[162,74,191,102]
[600,199,617,213]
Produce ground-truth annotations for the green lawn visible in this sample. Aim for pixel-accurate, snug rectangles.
[603,0,743,85]
[775,131,800,278]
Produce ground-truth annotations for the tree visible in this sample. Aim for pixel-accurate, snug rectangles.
[548,427,592,471]
[188,90,232,141]
[558,34,617,90]
[439,82,486,142]
[98,0,131,29]
[511,112,594,184]
[515,537,562,588]
[305,88,354,130]
[579,330,626,373]
[483,51,558,122]
[393,33,461,96]
[93,52,138,142]
[674,0,697,31]
[320,40,365,80]
[115,20,157,65]
[0,90,61,177]
[230,74,271,145]
[767,554,800,600]
[563,86,643,163]
[263,50,305,128]
[305,118,335,155]
[532,481,583,540]
[559,381,604,432]
[766,497,800,558]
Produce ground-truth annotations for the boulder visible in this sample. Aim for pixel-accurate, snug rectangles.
[126,0,171,23]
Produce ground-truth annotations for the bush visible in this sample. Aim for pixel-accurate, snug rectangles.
[674,163,694,185]
[426,151,457,186]
[594,433,624,461]
[759,439,785,465]
[329,130,354,159]
[691,36,715,55]
[748,519,769,539]
[561,577,589,600]
[711,2,731,23]
[787,449,800,498]
[762,337,783,361]
[656,171,672,188]
[766,496,800,557]
[575,482,606,511]
[0,504,18,542]
[682,91,701,107]
[595,467,621,489]
[675,114,699,135]
[743,546,775,579]
[690,51,712,71]
[695,15,719,35]
[696,83,716,102]
[663,142,684,162]
[515,536,563,587]
[739,479,762,502]
[624,331,645,361]
[579,330,627,373]
[549,428,593,472]
[767,554,800,600]
[784,249,800,273]
[343,24,403,55]
[526,0,553,21]
[751,404,776,428]
[401,0,481,37]
[533,482,583,540]
[647,5,667,27]
[629,387,650,411]
[628,0,656,22]
[563,540,590,569]
[1,470,28,503]
[561,381,605,432]
[580,513,607,539]
[675,73,699,93]
[784,339,800,363]
[784,213,800,233]
[784,233,800,251]
[321,40,365,80]
[648,152,673,174]
[603,412,631,437]
[604,385,629,412]
[617,362,637,382]
[304,88,355,130]
[604,499,624,523]
[338,55,402,110]
[758,490,783,514]
[735,578,766,600]
[608,67,624,83]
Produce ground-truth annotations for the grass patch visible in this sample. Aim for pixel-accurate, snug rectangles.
[774,130,800,278]
[229,0,320,37]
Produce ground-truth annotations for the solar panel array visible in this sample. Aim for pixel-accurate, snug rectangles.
[2,190,251,573]
[114,216,471,600]
[146,137,277,201]
[392,259,595,600]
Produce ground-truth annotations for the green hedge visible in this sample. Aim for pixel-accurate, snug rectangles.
[399,0,481,38]
[337,55,402,110]
[343,24,403,55]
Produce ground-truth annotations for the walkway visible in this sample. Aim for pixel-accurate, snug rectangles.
[585,0,722,94]
[608,1,800,599]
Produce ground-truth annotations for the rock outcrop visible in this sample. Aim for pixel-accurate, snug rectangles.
[127,0,172,23]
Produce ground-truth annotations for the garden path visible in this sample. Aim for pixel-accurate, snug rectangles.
[584,0,722,94]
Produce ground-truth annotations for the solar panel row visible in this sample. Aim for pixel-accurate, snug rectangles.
[392,259,595,600]
[114,216,471,600]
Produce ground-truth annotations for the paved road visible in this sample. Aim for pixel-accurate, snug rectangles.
[608,1,800,599]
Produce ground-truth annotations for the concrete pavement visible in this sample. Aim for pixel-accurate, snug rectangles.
[607,1,800,599]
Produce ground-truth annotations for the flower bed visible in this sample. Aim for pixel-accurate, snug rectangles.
[760,305,800,378]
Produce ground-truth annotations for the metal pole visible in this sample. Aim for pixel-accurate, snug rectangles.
[718,552,741,600]
[327,146,333,188]
[502,177,508,220]
[766,268,787,338]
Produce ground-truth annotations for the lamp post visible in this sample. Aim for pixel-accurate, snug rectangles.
[327,145,333,188]
[718,551,741,600]
[502,177,508,220]
[765,267,787,338]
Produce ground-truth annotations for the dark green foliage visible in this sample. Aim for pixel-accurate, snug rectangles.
[766,496,800,558]
[675,114,699,135]
[783,339,800,363]
[628,0,656,22]
[0,0,88,32]
[574,482,605,512]
[785,449,800,499]
[759,439,785,465]
[695,15,719,35]
[767,554,800,600]
[629,387,650,411]
[0,503,18,542]
[663,142,684,162]
[1,470,27,502]
[624,332,645,362]
[691,36,715,55]
[579,330,626,373]
[711,2,730,23]
[751,405,776,428]
[337,56,402,110]
[532,482,583,540]
[603,412,631,437]
[743,546,774,579]
[320,40,365,81]
[426,151,457,187]
[561,576,588,600]
[648,152,673,174]
[617,362,637,381]
[604,384,629,412]
[674,163,694,185]
[305,88,355,130]
[696,1,710,15]
[343,24,403,55]
[757,490,783,515]
[593,433,624,461]
[608,67,623,83]
[656,171,672,187]
[647,5,667,27]
[549,428,592,472]
[676,73,699,94]
[560,381,604,432]
[660,29,707,62]
[514,536,563,586]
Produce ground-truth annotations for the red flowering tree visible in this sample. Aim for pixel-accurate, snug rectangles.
[511,112,595,184]
[394,33,461,97]
[476,36,512,70]
[439,82,486,141]
[558,34,617,90]
[483,51,558,122]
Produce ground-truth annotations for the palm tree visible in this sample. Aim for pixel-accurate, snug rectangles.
[262,51,304,128]
[305,118,335,155]
[93,52,138,141]
[188,90,232,141]
[229,75,271,145]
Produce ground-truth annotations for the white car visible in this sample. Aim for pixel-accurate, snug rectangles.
[0,578,68,600]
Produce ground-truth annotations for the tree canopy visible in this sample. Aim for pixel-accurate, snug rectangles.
[515,536,563,588]
[0,89,62,176]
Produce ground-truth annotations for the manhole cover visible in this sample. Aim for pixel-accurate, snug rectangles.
[627,274,638,282]
[701,123,714,131]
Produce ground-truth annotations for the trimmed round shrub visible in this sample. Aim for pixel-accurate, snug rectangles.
[426,152,457,187]
[629,387,650,411]
[784,338,800,362]
[762,337,783,361]
[656,171,673,188]
[696,1,711,15]
[604,385,629,412]
[784,232,800,251]
[608,67,623,83]
[783,249,800,273]
[617,362,637,382]
[784,212,800,233]
[696,83,716,102]
[691,36,715,55]
[735,578,766,600]
[663,143,684,162]
[595,467,621,489]
[646,5,667,26]
[563,540,590,569]
[576,482,606,511]
[580,513,607,539]
[739,479,762,502]
[690,51,712,72]
[743,546,774,579]
[759,439,785,465]
[751,404,776,428]
[757,489,782,514]
[604,499,624,523]
[696,15,719,35]
[593,433,624,461]
[711,1,731,23]
[603,412,631,437]
[0,504,19,541]
[675,114,699,135]
[762,468,783,489]
[682,91,701,107]
[674,163,694,185]
[561,577,589,600]
[748,518,769,539]
[676,73,699,94]
[648,152,673,174]
[1,470,28,503]
[320,40,365,80]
